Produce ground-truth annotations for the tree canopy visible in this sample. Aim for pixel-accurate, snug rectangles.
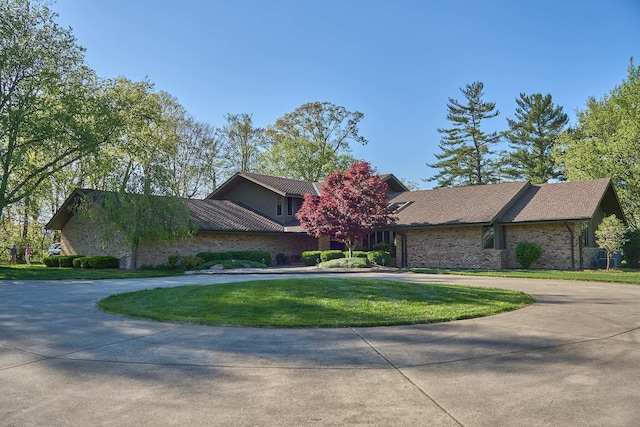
[427,81,502,187]
[295,161,397,257]
[262,102,366,181]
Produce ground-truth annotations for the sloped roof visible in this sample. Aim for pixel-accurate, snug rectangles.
[388,181,530,227]
[208,172,318,199]
[185,199,286,232]
[498,178,624,224]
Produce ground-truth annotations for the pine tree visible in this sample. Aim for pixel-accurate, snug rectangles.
[427,81,501,187]
[504,93,568,183]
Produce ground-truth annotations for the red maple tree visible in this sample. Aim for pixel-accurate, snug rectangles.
[296,161,397,257]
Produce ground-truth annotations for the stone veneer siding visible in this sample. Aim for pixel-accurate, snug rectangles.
[60,214,131,267]
[503,222,581,270]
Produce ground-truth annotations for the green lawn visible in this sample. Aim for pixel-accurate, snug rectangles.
[0,264,181,280]
[411,268,640,284]
[97,278,534,327]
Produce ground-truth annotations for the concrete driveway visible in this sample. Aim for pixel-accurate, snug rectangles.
[1,272,639,426]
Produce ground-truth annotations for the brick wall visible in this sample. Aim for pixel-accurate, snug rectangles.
[405,226,506,269]
[504,222,580,270]
[136,231,318,268]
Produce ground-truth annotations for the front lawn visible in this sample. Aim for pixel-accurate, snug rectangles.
[97,278,534,327]
[411,268,640,284]
[0,264,182,280]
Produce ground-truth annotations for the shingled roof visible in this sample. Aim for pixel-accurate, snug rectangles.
[388,181,530,227]
[185,199,286,232]
[498,178,625,224]
[207,172,318,199]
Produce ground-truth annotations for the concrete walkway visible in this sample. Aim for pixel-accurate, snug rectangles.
[1,272,639,426]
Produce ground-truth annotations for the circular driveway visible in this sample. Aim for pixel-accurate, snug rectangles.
[1,272,639,426]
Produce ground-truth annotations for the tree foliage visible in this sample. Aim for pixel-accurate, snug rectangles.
[74,190,193,269]
[0,0,117,218]
[595,214,628,270]
[295,161,397,257]
[263,102,367,181]
[503,93,568,183]
[427,81,501,187]
[555,60,640,228]
[218,113,266,176]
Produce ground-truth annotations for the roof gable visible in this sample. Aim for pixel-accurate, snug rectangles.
[389,181,530,227]
[498,178,625,224]
[208,172,318,199]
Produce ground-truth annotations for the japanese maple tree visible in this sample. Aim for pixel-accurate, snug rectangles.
[296,161,397,258]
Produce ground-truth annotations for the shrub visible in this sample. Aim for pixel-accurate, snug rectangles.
[86,256,119,269]
[319,257,370,269]
[344,251,368,258]
[167,255,180,269]
[367,250,391,266]
[196,252,221,263]
[623,229,640,269]
[372,242,390,252]
[320,250,345,262]
[179,255,198,271]
[193,259,267,270]
[301,251,322,265]
[43,256,59,267]
[72,257,84,268]
[515,241,542,269]
[57,255,83,268]
[218,252,233,260]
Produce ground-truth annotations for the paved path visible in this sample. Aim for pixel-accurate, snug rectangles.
[1,272,639,426]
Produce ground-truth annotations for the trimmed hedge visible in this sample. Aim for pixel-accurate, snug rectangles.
[344,251,368,258]
[515,241,542,269]
[169,250,272,270]
[320,257,370,268]
[301,251,322,265]
[367,250,391,266]
[45,255,118,269]
[320,250,345,262]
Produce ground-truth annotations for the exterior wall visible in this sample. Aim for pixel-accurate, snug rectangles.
[60,214,132,268]
[136,231,318,268]
[503,222,581,270]
[222,181,302,224]
[404,226,506,269]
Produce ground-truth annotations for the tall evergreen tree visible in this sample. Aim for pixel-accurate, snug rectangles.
[503,93,568,183]
[427,82,501,187]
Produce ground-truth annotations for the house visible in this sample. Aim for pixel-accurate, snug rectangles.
[46,172,625,270]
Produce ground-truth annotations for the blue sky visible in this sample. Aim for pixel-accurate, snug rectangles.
[54,0,640,188]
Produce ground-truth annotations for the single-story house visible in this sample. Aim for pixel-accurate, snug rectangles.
[46,172,625,270]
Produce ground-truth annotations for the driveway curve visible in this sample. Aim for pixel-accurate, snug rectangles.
[1,272,639,426]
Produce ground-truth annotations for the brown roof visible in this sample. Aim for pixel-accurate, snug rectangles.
[208,172,318,199]
[388,181,530,227]
[498,178,618,223]
[186,199,285,232]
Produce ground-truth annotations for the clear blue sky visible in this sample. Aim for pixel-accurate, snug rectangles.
[54,0,640,189]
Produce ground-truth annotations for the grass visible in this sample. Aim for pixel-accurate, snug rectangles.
[0,264,182,280]
[97,278,534,327]
[411,268,640,284]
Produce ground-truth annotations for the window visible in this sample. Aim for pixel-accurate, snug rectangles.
[287,197,293,216]
[482,226,495,249]
[276,198,283,216]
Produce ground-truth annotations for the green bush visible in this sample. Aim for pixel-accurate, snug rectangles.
[218,252,233,260]
[515,241,543,269]
[301,251,322,265]
[57,255,83,268]
[320,250,345,262]
[319,257,370,268]
[167,255,180,269]
[72,257,84,268]
[367,250,391,266]
[43,256,59,267]
[372,242,390,252]
[623,229,640,269]
[86,256,119,269]
[179,255,198,271]
[196,252,221,263]
[193,259,267,270]
[344,251,368,258]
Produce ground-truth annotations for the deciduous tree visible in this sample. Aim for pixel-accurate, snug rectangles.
[595,214,627,270]
[427,82,501,187]
[296,161,396,257]
[263,102,367,181]
[218,113,266,177]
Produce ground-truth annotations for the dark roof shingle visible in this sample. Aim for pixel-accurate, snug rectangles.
[186,199,285,232]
